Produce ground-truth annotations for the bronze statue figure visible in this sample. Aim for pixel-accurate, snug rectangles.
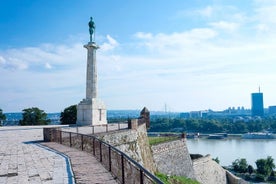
[89,17,95,42]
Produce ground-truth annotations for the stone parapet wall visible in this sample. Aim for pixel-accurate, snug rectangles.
[97,122,156,173]
[151,139,196,179]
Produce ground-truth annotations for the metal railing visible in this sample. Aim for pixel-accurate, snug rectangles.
[46,128,163,184]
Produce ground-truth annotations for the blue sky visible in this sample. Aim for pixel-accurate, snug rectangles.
[1,0,276,113]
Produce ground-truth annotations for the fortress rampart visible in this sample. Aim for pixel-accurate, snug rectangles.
[44,112,248,184]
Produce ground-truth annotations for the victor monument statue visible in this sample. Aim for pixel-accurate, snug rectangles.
[89,17,95,42]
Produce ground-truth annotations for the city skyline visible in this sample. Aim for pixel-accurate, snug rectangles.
[1,0,276,113]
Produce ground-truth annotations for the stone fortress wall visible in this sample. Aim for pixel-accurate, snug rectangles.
[44,108,248,184]
[94,118,248,184]
[151,139,195,179]
[193,154,227,184]
[96,120,156,173]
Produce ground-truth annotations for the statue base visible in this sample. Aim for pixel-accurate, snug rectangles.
[77,98,107,126]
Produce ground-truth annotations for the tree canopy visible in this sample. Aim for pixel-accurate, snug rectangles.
[256,156,275,180]
[19,107,50,126]
[60,105,77,125]
[232,158,248,173]
[0,108,6,126]
[231,156,275,182]
[0,108,6,121]
[148,116,276,134]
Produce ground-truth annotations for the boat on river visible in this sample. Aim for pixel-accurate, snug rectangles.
[242,132,276,139]
[207,133,227,139]
[207,134,225,139]
[186,133,200,139]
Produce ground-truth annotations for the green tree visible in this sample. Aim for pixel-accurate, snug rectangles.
[0,108,6,120]
[19,107,50,126]
[232,158,248,173]
[266,156,275,174]
[248,165,254,175]
[0,108,6,126]
[255,157,275,182]
[60,105,77,125]
[255,156,275,181]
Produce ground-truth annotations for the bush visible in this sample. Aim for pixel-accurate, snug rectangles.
[255,173,267,182]
[155,172,200,184]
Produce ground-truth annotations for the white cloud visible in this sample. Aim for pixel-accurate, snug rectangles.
[0,43,87,112]
[0,56,5,65]
[255,24,270,32]
[100,35,119,52]
[252,1,276,34]
[134,32,153,39]
[134,28,217,52]
[209,21,239,32]
[197,6,214,17]
[255,6,276,24]
[2,57,28,70]
[0,43,85,71]
[45,62,52,69]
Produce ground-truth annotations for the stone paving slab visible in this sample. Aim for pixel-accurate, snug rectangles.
[41,142,118,184]
[0,126,73,184]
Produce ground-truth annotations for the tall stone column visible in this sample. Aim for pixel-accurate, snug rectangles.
[77,17,107,126]
[85,42,98,99]
[77,42,107,126]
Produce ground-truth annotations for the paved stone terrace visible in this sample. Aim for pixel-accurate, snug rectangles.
[0,125,119,184]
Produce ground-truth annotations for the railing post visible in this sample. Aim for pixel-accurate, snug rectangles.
[59,130,62,144]
[106,124,108,132]
[140,169,144,184]
[52,129,56,142]
[100,142,102,162]
[109,146,111,172]
[121,154,125,184]
[118,123,120,130]
[93,138,95,156]
[92,126,94,134]
[81,134,84,151]
[69,132,72,147]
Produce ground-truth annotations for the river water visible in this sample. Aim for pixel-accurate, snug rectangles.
[186,137,276,167]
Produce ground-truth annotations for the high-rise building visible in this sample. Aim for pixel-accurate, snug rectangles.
[268,106,276,115]
[251,89,264,117]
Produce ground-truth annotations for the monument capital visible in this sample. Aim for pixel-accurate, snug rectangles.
[84,42,100,49]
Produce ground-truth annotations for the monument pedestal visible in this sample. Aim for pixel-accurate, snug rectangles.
[77,98,107,126]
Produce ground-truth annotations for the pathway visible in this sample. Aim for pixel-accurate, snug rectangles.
[0,126,118,184]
